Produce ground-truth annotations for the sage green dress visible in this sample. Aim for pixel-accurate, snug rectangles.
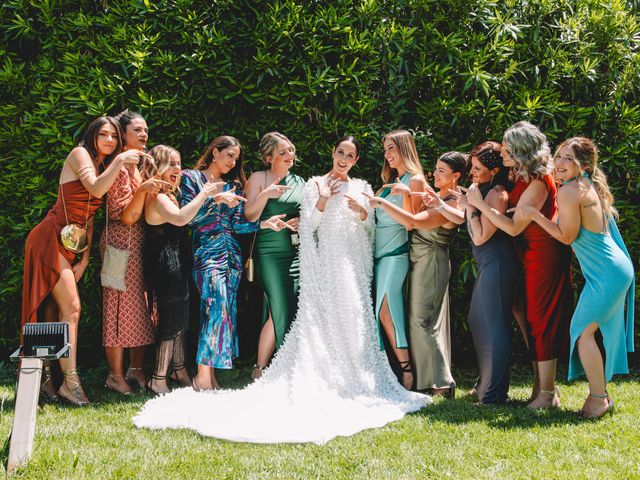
[408,225,456,390]
[374,173,411,348]
[255,173,305,347]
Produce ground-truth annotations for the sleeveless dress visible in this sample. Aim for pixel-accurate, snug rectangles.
[144,222,190,342]
[568,217,635,380]
[255,173,305,347]
[468,183,518,404]
[508,175,573,361]
[374,173,411,348]
[180,171,259,368]
[134,177,429,444]
[408,224,456,391]
[100,167,155,348]
[22,180,102,327]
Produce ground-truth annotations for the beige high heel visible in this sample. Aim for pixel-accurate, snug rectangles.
[40,365,59,402]
[105,372,132,395]
[58,369,89,406]
[125,367,146,390]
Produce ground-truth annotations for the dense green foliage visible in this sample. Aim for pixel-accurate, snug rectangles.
[1,0,638,364]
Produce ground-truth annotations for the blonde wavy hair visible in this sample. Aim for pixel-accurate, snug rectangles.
[502,121,552,182]
[380,130,424,184]
[554,137,617,220]
[259,131,296,169]
[143,144,181,204]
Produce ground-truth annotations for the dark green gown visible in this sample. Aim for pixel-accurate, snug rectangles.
[255,173,305,347]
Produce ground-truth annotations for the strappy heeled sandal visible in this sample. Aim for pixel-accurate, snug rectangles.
[40,365,59,402]
[146,374,170,396]
[582,392,614,418]
[251,364,265,382]
[58,369,90,406]
[398,360,414,391]
[528,387,561,409]
[169,365,192,387]
[105,372,132,395]
[125,367,146,390]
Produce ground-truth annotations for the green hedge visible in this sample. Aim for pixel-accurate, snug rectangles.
[1,0,639,366]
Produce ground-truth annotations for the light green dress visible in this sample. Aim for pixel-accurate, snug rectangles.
[255,173,305,347]
[374,173,411,348]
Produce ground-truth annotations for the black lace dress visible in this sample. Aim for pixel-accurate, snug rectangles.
[144,222,190,342]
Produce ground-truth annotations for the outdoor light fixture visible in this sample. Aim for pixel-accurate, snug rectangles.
[10,322,70,361]
[7,322,71,473]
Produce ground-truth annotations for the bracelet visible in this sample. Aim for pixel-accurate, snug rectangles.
[470,209,481,219]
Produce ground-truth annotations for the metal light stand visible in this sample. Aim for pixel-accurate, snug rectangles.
[7,322,70,473]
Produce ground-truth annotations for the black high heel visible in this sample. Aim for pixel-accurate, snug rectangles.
[146,374,170,396]
[398,360,414,390]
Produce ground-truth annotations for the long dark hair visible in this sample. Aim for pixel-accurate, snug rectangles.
[195,135,247,187]
[78,116,122,170]
[469,141,512,188]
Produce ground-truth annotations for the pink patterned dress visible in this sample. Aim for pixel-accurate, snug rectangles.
[100,166,155,347]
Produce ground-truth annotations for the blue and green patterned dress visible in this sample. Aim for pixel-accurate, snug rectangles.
[180,170,259,369]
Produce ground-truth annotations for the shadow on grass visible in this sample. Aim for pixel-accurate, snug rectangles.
[414,395,584,430]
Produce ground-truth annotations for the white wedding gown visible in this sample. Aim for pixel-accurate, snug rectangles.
[134,177,430,444]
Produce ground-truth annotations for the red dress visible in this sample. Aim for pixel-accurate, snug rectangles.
[21,180,102,327]
[99,167,155,348]
[509,175,572,361]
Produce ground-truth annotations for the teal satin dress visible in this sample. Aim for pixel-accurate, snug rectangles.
[374,173,411,348]
[567,216,635,380]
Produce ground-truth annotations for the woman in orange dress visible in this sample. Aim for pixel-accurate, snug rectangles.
[21,116,144,405]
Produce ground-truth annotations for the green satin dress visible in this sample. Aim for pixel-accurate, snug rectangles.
[374,173,411,348]
[408,225,456,390]
[255,173,305,347]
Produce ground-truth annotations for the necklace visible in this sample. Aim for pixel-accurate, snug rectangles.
[440,194,455,202]
[560,173,582,185]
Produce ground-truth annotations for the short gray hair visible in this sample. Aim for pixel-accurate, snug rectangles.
[503,121,551,182]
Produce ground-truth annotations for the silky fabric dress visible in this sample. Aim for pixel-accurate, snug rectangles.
[22,180,102,327]
[100,167,155,347]
[374,173,411,348]
[180,170,258,369]
[567,215,634,380]
[467,182,518,404]
[508,175,572,361]
[134,177,429,444]
[255,173,305,347]
[408,223,457,391]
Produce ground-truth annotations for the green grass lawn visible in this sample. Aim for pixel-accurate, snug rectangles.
[1,363,638,479]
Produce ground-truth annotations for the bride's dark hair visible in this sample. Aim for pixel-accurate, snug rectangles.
[334,135,362,158]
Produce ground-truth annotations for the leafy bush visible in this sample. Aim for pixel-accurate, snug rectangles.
[1,0,638,366]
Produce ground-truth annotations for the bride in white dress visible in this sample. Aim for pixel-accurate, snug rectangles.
[134,136,430,444]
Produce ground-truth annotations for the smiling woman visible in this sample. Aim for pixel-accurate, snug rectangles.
[100,110,164,396]
[141,145,224,395]
[21,116,142,406]
[180,136,284,391]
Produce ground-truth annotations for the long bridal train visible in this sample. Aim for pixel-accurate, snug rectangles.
[134,177,429,444]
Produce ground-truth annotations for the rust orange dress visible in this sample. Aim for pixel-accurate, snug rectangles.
[21,180,102,327]
[508,174,573,361]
